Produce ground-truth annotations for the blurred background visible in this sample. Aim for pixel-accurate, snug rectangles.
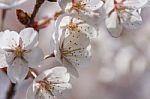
[1,0,150,99]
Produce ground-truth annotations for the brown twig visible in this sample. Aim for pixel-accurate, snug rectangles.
[26,0,45,27]
[0,9,7,31]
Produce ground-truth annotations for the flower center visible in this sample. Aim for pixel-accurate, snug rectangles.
[15,47,23,57]
[114,0,126,12]
[37,80,55,96]
[72,1,86,12]
[67,21,78,31]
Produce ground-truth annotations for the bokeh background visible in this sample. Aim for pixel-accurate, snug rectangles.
[1,0,150,99]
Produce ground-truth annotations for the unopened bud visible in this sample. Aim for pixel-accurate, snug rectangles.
[16,9,31,25]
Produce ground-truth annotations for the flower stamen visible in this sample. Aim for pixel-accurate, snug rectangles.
[71,1,86,12]
[61,48,81,56]
[37,79,55,97]
[67,19,78,32]
[15,47,23,57]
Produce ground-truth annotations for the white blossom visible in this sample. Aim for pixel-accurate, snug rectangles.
[26,67,71,99]
[59,0,103,14]
[58,0,104,29]
[0,0,27,9]
[104,0,147,37]
[56,15,98,38]
[53,19,91,77]
[0,28,44,83]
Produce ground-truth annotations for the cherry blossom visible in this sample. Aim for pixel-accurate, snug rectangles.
[55,15,98,38]
[53,20,91,77]
[0,0,27,9]
[58,0,104,29]
[26,67,71,99]
[59,0,103,13]
[104,0,147,37]
[0,28,44,83]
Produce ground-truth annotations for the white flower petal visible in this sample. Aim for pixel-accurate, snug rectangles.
[104,0,114,14]
[0,70,11,99]
[62,31,91,66]
[124,0,147,9]
[5,51,16,65]
[83,0,103,11]
[7,58,29,83]
[27,83,46,99]
[105,11,123,37]
[122,10,143,29]
[70,11,102,29]
[14,78,32,99]
[24,47,44,68]
[42,90,52,99]
[52,83,72,95]
[144,0,150,7]
[19,28,38,50]
[62,31,90,51]
[69,12,102,31]
[77,20,98,38]
[65,45,91,67]
[47,67,70,83]
[35,67,70,82]
[59,31,90,77]
[0,49,8,68]
[0,0,27,9]
[62,60,79,78]
[58,0,72,11]
[47,67,67,76]
[0,30,19,49]
[26,84,37,99]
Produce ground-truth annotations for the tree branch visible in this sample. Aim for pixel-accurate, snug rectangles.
[26,0,45,27]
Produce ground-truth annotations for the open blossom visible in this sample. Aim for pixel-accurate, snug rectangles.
[59,0,103,14]
[104,0,147,37]
[0,0,27,9]
[56,15,98,38]
[27,67,71,99]
[58,0,103,29]
[53,20,91,77]
[0,28,44,83]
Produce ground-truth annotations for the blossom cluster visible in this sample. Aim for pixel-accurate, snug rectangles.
[0,0,150,99]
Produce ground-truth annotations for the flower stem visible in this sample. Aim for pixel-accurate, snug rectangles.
[26,0,45,27]
[0,9,7,31]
